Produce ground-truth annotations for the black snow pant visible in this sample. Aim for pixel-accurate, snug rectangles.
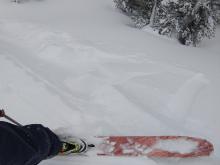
[0,121,62,165]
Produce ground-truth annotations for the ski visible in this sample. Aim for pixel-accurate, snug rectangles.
[96,136,214,158]
[67,136,214,158]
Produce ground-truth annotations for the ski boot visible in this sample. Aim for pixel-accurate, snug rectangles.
[59,137,95,155]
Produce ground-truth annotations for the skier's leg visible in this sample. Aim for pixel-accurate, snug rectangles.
[0,121,62,165]
[24,124,62,159]
[0,121,37,165]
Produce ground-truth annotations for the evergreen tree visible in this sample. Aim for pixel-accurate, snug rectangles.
[211,0,220,23]
[154,0,216,46]
[114,0,155,28]
[179,0,216,46]
[114,0,216,46]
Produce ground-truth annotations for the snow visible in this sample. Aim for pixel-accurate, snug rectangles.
[153,139,198,154]
[119,139,198,155]
[0,0,219,165]
[161,0,179,6]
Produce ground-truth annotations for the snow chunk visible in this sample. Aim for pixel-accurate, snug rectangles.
[161,0,178,6]
[153,139,198,154]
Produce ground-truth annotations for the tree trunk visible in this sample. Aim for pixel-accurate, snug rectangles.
[149,0,158,27]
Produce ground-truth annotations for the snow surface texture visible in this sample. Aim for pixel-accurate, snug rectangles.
[0,0,219,165]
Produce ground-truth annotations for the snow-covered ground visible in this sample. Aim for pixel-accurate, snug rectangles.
[0,0,219,165]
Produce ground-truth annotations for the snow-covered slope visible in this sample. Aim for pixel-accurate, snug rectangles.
[0,0,219,165]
